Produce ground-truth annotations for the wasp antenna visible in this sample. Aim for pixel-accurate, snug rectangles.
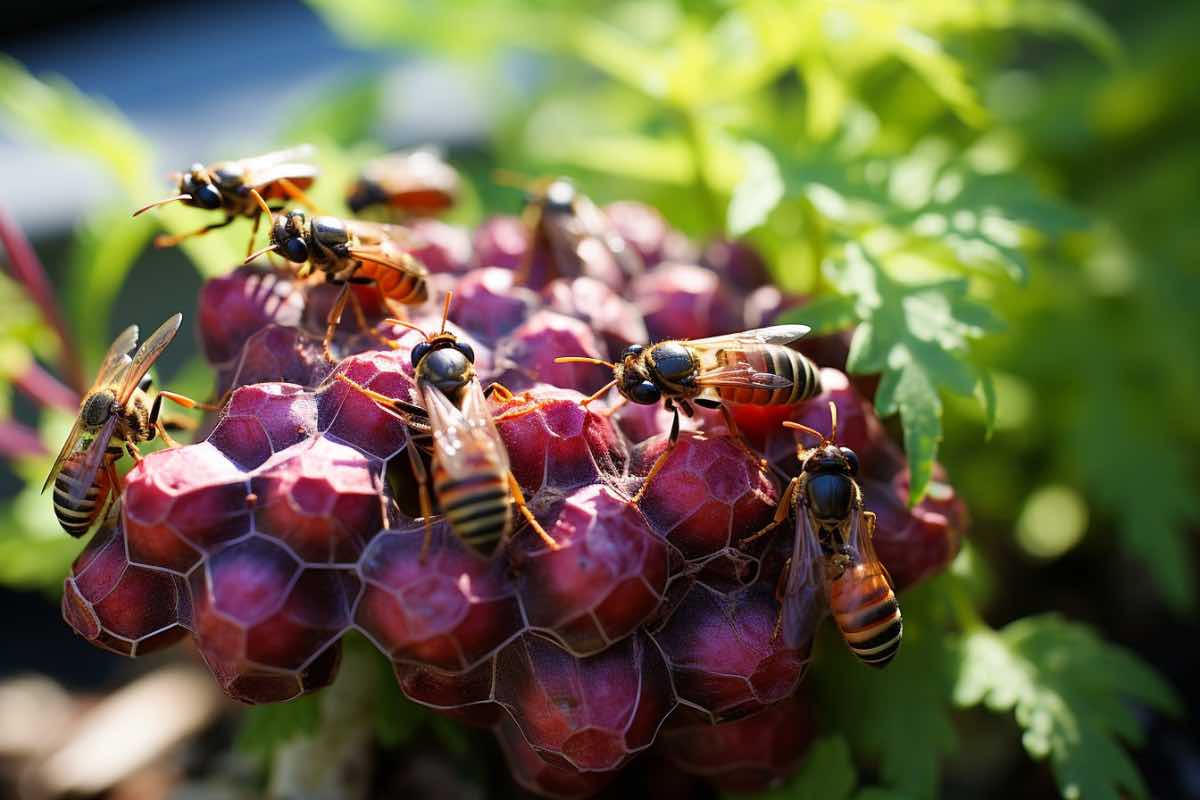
[249,189,274,218]
[132,194,191,217]
[439,291,453,334]
[384,317,430,339]
[243,243,277,264]
[782,420,825,443]
[828,401,839,443]
[554,356,616,369]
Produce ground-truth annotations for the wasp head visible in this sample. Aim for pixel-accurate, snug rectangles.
[414,334,475,396]
[270,210,310,263]
[179,165,222,210]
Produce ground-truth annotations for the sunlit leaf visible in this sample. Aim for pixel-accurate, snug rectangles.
[727,141,784,236]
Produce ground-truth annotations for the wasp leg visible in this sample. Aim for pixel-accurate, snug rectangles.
[740,476,799,546]
[125,441,143,463]
[154,216,236,249]
[710,402,768,469]
[277,178,324,215]
[507,472,558,550]
[322,282,353,363]
[580,378,618,408]
[629,404,681,505]
[598,396,628,418]
[334,374,428,427]
[406,443,437,565]
[484,382,515,402]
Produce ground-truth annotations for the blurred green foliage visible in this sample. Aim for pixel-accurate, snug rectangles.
[0,1,1195,798]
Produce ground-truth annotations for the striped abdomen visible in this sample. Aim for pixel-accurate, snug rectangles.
[53,452,115,538]
[432,464,511,556]
[827,564,902,667]
[359,258,428,306]
[716,345,822,405]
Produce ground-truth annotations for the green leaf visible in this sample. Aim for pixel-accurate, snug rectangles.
[813,581,958,800]
[237,694,322,758]
[727,141,784,236]
[955,615,1179,800]
[830,245,1001,503]
[735,735,857,800]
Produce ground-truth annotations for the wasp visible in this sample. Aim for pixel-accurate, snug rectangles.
[42,314,218,537]
[133,145,319,256]
[555,325,822,503]
[334,293,558,559]
[498,173,642,287]
[743,403,902,666]
[346,148,460,218]
[244,194,429,362]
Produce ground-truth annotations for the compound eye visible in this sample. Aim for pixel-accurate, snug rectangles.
[194,184,223,210]
[839,446,860,476]
[621,344,644,360]
[411,341,432,368]
[453,341,475,363]
[282,237,309,263]
[629,380,661,405]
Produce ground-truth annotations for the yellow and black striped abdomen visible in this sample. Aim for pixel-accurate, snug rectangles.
[827,565,902,667]
[716,345,822,406]
[360,260,428,306]
[53,452,115,538]
[432,464,511,555]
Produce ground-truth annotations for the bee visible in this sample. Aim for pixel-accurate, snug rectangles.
[334,293,558,559]
[42,314,217,537]
[555,325,822,502]
[743,403,902,666]
[244,195,429,362]
[133,145,319,256]
[345,148,460,218]
[498,173,642,287]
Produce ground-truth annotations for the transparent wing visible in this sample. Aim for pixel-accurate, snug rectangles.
[41,417,87,494]
[246,161,320,190]
[347,240,428,278]
[689,325,812,352]
[93,323,138,393]
[780,507,828,650]
[345,220,413,247]
[696,362,794,391]
[418,378,508,478]
[846,503,895,591]
[238,145,316,172]
[61,414,120,504]
[117,313,182,404]
[570,193,643,278]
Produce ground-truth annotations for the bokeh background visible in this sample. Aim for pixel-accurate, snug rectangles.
[0,0,1197,798]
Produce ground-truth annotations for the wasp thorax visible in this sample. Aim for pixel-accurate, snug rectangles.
[212,164,245,189]
[542,179,576,215]
[80,390,115,430]
[648,342,695,382]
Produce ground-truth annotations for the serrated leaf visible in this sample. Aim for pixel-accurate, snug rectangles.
[813,581,958,800]
[237,695,322,758]
[735,735,857,800]
[728,141,784,236]
[955,615,1178,800]
[829,245,1000,503]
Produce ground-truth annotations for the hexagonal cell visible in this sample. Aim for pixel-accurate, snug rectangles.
[251,436,386,564]
[492,388,627,496]
[123,442,253,574]
[658,695,815,792]
[651,583,809,722]
[223,324,332,394]
[62,519,188,657]
[542,276,649,356]
[191,537,349,703]
[447,267,539,343]
[492,310,613,395]
[514,484,670,655]
[393,658,501,727]
[207,383,319,471]
[632,263,743,342]
[318,349,419,461]
[493,633,674,772]
[494,717,617,799]
[632,433,778,559]
[355,524,523,672]
[198,266,305,368]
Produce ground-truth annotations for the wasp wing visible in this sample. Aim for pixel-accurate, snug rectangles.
[570,192,643,278]
[696,362,794,391]
[245,162,320,190]
[689,325,812,352]
[418,378,509,479]
[117,313,182,405]
[779,506,828,650]
[42,417,87,494]
[58,413,120,504]
[238,145,317,172]
[846,503,896,591]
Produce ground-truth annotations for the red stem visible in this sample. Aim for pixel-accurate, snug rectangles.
[0,203,85,392]
[0,419,48,459]
[14,361,80,412]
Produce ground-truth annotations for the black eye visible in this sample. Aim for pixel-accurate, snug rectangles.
[621,344,644,360]
[282,237,309,262]
[194,184,223,210]
[628,380,661,405]
[411,341,432,368]
[839,446,859,476]
[454,341,475,363]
